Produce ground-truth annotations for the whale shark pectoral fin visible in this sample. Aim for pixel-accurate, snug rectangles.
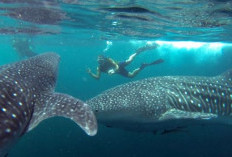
[28,92,98,136]
[159,109,218,121]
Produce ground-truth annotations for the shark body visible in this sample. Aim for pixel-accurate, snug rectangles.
[0,53,97,156]
[87,70,232,132]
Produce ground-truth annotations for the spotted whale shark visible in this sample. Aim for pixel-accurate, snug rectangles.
[87,70,232,132]
[0,53,97,156]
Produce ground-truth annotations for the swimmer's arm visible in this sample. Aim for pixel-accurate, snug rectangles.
[108,58,119,70]
[87,67,101,79]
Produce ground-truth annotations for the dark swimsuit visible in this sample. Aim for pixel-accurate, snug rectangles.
[99,59,116,73]
[117,61,129,77]
[99,59,129,77]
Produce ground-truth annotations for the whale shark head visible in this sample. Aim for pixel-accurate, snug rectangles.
[87,78,168,125]
[0,52,97,156]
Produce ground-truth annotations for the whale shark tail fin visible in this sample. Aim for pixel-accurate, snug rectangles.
[28,92,98,136]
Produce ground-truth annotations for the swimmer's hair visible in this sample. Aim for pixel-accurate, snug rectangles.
[98,55,105,59]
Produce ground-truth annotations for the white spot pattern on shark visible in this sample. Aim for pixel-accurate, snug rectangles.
[0,53,97,156]
[87,69,232,132]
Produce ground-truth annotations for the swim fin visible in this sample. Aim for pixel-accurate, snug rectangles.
[149,58,164,65]
[140,58,164,69]
[135,43,159,54]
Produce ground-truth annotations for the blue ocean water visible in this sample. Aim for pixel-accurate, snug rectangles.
[0,0,232,157]
[1,39,232,157]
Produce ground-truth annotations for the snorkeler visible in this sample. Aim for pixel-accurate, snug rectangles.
[87,44,164,79]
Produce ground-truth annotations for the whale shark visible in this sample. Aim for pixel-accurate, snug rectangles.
[87,70,232,132]
[0,53,97,156]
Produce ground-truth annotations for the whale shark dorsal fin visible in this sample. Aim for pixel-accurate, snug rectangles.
[159,109,218,121]
[28,92,97,136]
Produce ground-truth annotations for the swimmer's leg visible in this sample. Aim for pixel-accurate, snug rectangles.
[127,68,142,78]
[124,53,137,65]
[125,43,159,66]
[127,59,164,78]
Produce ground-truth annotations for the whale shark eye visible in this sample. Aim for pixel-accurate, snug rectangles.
[95,109,98,113]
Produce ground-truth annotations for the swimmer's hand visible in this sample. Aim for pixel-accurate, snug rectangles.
[87,68,91,73]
